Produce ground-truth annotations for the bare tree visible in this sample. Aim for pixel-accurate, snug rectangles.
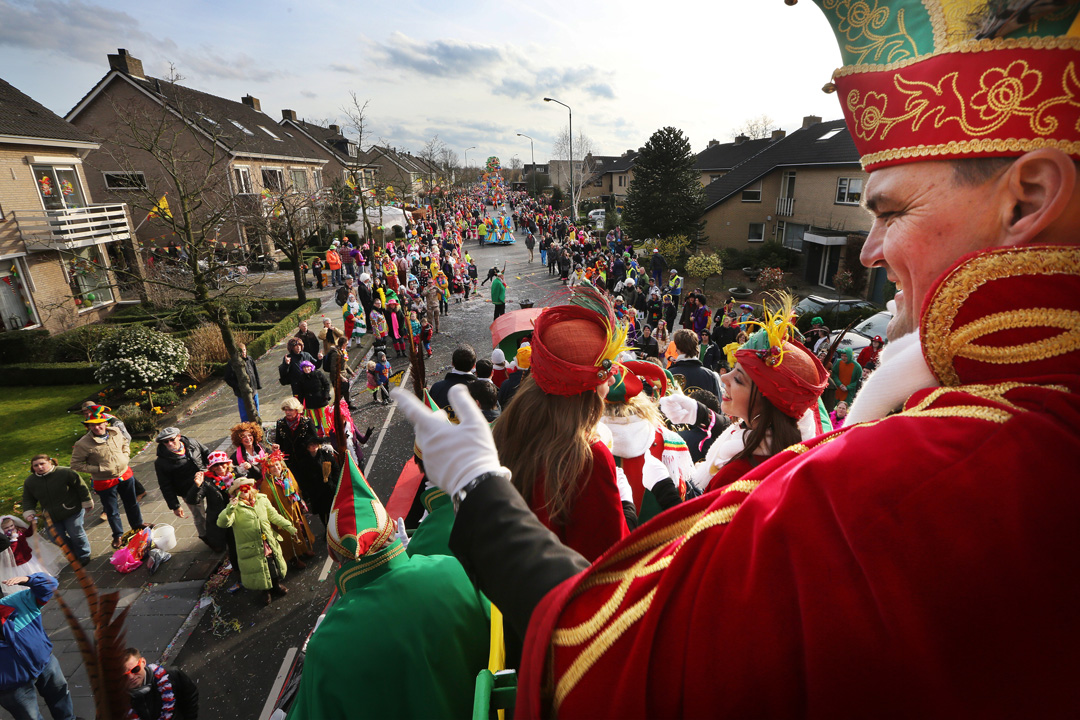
[553,127,595,217]
[85,66,261,421]
[246,175,322,303]
[731,114,778,140]
[418,134,447,195]
[438,147,459,185]
[342,93,376,241]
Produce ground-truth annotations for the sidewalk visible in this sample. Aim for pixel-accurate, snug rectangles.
[43,279,358,718]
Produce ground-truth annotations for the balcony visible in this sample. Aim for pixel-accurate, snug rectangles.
[775,196,795,217]
[14,204,132,252]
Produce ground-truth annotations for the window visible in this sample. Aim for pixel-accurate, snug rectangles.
[742,181,762,202]
[103,171,147,191]
[197,112,218,126]
[312,168,323,190]
[748,222,765,242]
[233,166,253,194]
[709,174,723,183]
[0,258,38,329]
[66,246,114,309]
[32,165,85,210]
[779,221,806,252]
[262,168,284,192]
[230,119,255,136]
[0,200,5,221]
[818,127,844,141]
[836,177,864,204]
[347,143,358,158]
[290,169,308,191]
[259,125,282,141]
[618,175,625,187]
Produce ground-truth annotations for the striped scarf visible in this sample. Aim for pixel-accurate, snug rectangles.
[125,663,175,720]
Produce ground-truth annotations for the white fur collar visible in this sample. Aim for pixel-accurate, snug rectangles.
[846,328,939,424]
[601,416,656,458]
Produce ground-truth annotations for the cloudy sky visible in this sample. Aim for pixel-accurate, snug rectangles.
[1,0,844,165]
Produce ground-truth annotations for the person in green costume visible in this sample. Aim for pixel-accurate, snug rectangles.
[287,452,490,720]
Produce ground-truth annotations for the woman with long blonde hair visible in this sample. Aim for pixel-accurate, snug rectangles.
[492,287,629,561]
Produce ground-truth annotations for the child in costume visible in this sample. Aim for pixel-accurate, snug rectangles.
[0,515,63,594]
[419,318,433,357]
[369,298,388,356]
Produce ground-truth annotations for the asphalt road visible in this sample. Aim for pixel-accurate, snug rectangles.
[172,207,569,720]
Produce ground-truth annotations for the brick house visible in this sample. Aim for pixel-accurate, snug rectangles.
[699,118,887,300]
[357,146,431,203]
[278,111,378,189]
[66,49,328,259]
[581,150,639,204]
[0,76,137,334]
[694,134,776,187]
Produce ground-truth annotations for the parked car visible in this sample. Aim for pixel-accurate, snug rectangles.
[587,208,606,221]
[794,294,876,320]
[827,310,893,356]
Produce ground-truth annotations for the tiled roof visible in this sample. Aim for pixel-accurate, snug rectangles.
[0,77,94,144]
[702,120,860,211]
[694,137,774,171]
[283,119,376,167]
[120,74,323,161]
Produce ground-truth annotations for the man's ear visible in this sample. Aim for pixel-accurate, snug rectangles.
[1001,149,1077,246]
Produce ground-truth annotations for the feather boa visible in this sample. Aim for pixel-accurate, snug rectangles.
[125,664,175,720]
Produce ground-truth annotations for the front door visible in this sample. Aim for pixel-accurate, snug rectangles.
[818,245,842,288]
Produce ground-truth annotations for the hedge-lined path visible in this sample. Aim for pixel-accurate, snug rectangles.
[42,274,360,719]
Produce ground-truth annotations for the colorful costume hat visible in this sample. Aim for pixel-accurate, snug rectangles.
[606,361,670,404]
[82,405,110,424]
[326,451,403,568]
[529,285,629,396]
[789,0,1080,170]
[207,451,229,467]
[737,293,828,419]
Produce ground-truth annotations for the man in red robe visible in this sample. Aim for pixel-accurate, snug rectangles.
[395,1,1080,715]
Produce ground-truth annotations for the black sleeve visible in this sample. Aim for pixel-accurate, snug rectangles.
[449,477,589,657]
[622,501,639,531]
[169,667,199,718]
[250,358,262,391]
[278,360,291,386]
[648,478,683,512]
[223,362,237,391]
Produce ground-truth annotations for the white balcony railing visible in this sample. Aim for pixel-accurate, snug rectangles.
[14,204,132,252]
[775,197,795,217]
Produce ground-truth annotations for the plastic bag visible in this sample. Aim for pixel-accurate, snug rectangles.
[110,547,142,573]
[126,528,151,561]
[145,547,172,575]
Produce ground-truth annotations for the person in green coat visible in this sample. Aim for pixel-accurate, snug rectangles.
[491,271,506,321]
[216,477,296,605]
[288,454,490,720]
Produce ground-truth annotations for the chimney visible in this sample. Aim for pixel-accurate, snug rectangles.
[734,134,749,145]
[107,49,145,79]
[771,129,787,141]
[281,109,297,122]
[241,95,261,112]
[802,115,822,129]
[328,124,341,134]
[707,139,719,148]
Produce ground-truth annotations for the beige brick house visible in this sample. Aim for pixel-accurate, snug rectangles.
[0,76,137,334]
[279,111,378,190]
[66,49,327,259]
[699,118,887,300]
[581,150,638,204]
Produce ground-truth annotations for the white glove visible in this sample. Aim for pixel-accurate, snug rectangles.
[615,467,633,505]
[22,511,36,524]
[395,517,410,548]
[392,384,506,497]
[659,394,698,425]
[642,454,671,491]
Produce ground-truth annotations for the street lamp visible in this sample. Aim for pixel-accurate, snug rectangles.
[543,97,574,221]
[464,146,476,186]
[516,133,535,197]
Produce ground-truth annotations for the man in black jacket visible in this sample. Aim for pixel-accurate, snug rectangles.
[428,345,476,411]
[123,647,198,720]
[294,320,320,358]
[667,329,722,397]
[278,338,320,396]
[153,427,212,542]
[222,343,261,421]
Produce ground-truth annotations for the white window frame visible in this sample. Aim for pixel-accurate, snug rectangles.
[67,245,115,311]
[259,125,283,141]
[835,177,864,205]
[312,168,323,190]
[261,167,285,192]
[748,222,765,243]
[818,128,844,141]
[103,171,147,191]
[290,168,309,191]
[230,119,255,136]
[0,257,40,329]
[197,112,219,126]
[742,181,762,202]
[233,166,253,195]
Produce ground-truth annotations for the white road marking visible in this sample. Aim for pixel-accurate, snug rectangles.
[261,646,298,720]
[363,365,411,476]
[317,555,334,582]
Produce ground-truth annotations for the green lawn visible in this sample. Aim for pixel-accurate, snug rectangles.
[0,385,145,515]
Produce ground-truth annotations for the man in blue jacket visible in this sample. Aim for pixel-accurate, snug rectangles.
[0,571,74,720]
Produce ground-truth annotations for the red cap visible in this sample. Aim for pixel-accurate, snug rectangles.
[735,341,828,419]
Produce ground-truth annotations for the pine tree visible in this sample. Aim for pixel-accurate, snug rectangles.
[624,127,706,247]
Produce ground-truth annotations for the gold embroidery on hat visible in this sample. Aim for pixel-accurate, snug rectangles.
[950,308,1080,365]
[860,137,1080,166]
[833,35,1080,76]
[826,0,919,64]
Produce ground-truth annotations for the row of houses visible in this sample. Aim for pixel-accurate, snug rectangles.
[524,116,879,300]
[0,48,451,335]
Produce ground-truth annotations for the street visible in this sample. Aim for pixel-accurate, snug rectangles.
[172,211,567,720]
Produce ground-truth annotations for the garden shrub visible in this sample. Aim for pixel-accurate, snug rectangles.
[114,403,156,435]
[183,323,253,383]
[0,329,52,364]
[0,362,98,386]
[246,299,321,359]
[94,326,189,390]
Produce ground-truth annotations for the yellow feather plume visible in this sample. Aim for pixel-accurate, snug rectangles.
[740,291,798,366]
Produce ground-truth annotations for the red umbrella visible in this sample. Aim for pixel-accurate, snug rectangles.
[491,307,543,356]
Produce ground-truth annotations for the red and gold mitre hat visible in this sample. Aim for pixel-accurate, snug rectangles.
[789,0,1080,170]
[326,451,402,566]
[736,292,829,418]
[530,284,630,396]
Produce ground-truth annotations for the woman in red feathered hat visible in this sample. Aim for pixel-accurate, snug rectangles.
[491,286,632,561]
[661,293,829,493]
